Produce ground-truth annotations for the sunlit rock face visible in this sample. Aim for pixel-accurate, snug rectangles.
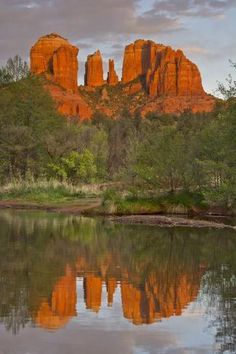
[107,59,119,86]
[84,50,104,87]
[30,34,215,119]
[30,33,78,92]
[35,267,76,329]
[47,83,92,120]
[122,39,204,97]
[30,33,93,120]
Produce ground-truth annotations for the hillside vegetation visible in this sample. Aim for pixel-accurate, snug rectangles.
[0,57,236,213]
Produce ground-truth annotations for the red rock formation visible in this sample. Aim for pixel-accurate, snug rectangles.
[85,50,104,87]
[122,40,165,83]
[47,83,92,120]
[107,59,119,85]
[30,33,78,92]
[30,34,215,118]
[52,45,78,91]
[146,47,204,97]
[122,39,205,98]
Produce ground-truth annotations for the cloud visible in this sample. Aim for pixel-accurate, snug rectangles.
[150,0,236,18]
[0,0,184,62]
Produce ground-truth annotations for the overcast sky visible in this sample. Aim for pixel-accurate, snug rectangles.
[0,0,236,93]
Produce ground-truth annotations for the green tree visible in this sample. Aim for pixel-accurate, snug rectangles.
[0,55,29,85]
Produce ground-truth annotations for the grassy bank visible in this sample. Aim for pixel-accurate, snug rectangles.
[97,189,235,216]
[0,179,104,213]
[0,180,234,217]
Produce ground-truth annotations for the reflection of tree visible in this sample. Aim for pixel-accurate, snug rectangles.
[202,264,236,353]
[0,209,235,352]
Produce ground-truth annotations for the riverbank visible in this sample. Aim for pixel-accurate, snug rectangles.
[110,215,236,230]
[0,199,102,214]
[0,199,235,230]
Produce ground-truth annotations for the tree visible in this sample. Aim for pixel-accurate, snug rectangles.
[0,76,65,180]
[217,60,236,99]
[48,150,97,183]
[0,55,29,85]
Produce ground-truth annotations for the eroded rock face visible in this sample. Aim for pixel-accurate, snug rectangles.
[47,83,92,120]
[122,40,163,84]
[107,59,119,85]
[30,34,215,119]
[30,33,78,91]
[122,39,204,98]
[85,50,104,87]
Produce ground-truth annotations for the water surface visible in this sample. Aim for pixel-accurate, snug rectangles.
[0,209,235,354]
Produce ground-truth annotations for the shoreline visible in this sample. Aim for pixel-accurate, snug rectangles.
[0,200,235,230]
[110,215,236,230]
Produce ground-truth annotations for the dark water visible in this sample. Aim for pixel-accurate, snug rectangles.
[0,210,235,354]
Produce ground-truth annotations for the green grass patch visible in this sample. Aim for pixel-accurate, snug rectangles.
[0,178,87,204]
[101,189,207,215]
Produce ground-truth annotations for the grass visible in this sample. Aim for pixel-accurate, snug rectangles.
[101,189,207,215]
[0,178,99,204]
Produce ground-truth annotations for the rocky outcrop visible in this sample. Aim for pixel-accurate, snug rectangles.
[30,33,78,92]
[85,50,104,87]
[122,39,205,98]
[30,34,215,119]
[107,59,119,85]
[146,47,204,97]
[47,83,92,120]
[122,40,163,84]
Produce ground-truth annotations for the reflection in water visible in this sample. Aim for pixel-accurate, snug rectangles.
[0,210,235,353]
[35,266,77,329]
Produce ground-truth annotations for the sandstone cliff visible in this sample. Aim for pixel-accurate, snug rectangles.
[30,34,216,120]
[31,33,92,120]
[85,50,104,87]
[122,39,204,98]
[31,33,78,91]
[107,59,119,85]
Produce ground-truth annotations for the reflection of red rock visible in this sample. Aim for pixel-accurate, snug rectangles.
[121,270,202,325]
[35,267,76,329]
[84,275,102,312]
[121,281,159,325]
[106,278,117,306]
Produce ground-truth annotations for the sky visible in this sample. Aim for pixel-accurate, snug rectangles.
[0,0,236,94]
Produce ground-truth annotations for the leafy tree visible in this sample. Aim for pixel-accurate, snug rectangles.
[0,76,65,180]
[0,55,29,85]
[48,150,97,183]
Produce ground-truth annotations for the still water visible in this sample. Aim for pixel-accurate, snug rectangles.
[0,209,235,354]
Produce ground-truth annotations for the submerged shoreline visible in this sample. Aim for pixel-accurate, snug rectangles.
[0,199,235,230]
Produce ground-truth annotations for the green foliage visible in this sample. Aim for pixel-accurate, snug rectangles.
[217,60,236,99]
[0,56,236,210]
[0,178,86,203]
[0,75,65,180]
[0,55,29,85]
[48,150,97,183]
